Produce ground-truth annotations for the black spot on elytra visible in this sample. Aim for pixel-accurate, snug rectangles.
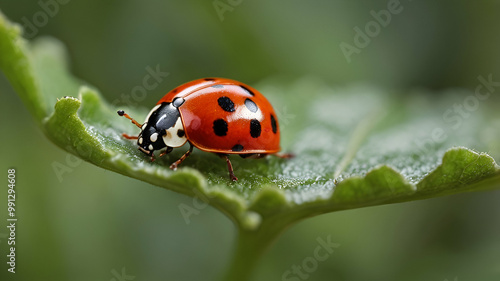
[240,85,255,96]
[212,84,224,88]
[172,88,178,93]
[218,96,235,112]
[213,119,228,136]
[232,144,244,152]
[270,114,278,134]
[245,98,258,113]
[177,129,185,137]
[172,97,185,108]
[250,119,261,138]
[204,78,215,81]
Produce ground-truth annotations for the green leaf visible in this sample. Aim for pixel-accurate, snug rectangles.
[1,11,499,280]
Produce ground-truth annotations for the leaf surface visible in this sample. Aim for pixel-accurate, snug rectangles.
[1,11,499,233]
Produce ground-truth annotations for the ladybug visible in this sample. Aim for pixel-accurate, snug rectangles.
[117,78,291,181]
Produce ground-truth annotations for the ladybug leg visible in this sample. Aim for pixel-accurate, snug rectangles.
[121,133,138,139]
[222,155,238,181]
[159,147,174,158]
[117,110,142,128]
[169,143,193,170]
[273,153,295,159]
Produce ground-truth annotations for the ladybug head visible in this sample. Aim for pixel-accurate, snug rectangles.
[137,123,167,156]
[137,98,187,156]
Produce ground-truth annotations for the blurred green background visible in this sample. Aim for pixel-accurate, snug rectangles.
[1,0,500,280]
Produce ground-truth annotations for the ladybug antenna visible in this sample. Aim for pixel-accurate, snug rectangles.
[117,110,142,128]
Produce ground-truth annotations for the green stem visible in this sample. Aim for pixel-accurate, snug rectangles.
[221,224,285,281]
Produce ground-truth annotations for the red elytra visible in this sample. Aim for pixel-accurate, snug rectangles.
[117,78,291,181]
[158,78,280,154]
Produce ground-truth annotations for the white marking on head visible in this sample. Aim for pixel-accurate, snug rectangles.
[144,104,162,124]
[139,137,143,144]
[150,132,158,142]
[148,144,154,151]
[162,118,187,148]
